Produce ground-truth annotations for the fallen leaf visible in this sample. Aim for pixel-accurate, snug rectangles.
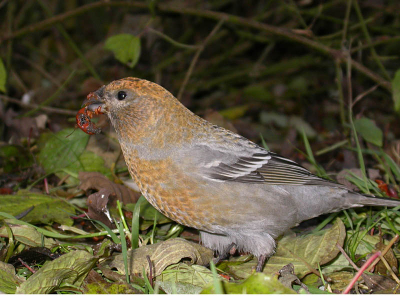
[82,269,142,294]
[278,263,309,293]
[201,272,296,294]
[79,172,140,205]
[16,250,98,294]
[0,261,25,294]
[0,190,75,225]
[38,128,89,175]
[86,188,115,228]
[0,223,58,248]
[107,238,213,277]
[374,238,398,276]
[228,218,346,279]
[156,263,214,289]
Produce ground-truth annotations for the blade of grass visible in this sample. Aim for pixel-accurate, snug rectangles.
[131,196,146,249]
[382,151,400,182]
[312,212,339,233]
[209,260,224,294]
[143,267,154,294]
[4,223,15,263]
[150,213,158,244]
[0,212,121,241]
[300,128,329,178]
[117,200,130,233]
[115,217,129,284]
[259,133,270,150]
[315,140,348,156]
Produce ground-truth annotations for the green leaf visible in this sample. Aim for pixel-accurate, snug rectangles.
[0,190,75,226]
[16,250,98,294]
[0,261,23,294]
[38,128,89,175]
[354,117,383,147]
[243,84,273,102]
[108,238,214,277]
[0,145,32,173]
[157,263,214,289]
[227,218,346,279]
[392,69,400,112]
[104,34,141,68]
[201,272,296,294]
[0,224,58,248]
[0,58,6,93]
[58,150,110,185]
[219,105,248,120]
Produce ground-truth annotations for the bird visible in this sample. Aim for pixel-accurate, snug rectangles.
[82,77,399,272]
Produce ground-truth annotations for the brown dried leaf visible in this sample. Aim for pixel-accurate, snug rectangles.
[374,239,398,276]
[79,171,140,205]
[86,188,114,228]
[278,263,309,293]
[362,273,398,293]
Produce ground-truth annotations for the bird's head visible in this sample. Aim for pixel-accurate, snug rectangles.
[82,77,198,147]
[84,77,177,118]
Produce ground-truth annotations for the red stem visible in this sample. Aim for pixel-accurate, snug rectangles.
[342,251,381,294]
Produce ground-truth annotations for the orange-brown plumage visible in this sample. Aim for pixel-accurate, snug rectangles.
[83,77,399,271]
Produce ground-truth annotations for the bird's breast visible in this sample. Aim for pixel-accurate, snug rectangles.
[122,148,213,229]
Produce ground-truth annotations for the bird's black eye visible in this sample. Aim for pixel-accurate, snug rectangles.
[117,91,127,100]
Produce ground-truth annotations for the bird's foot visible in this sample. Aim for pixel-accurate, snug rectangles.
[256,254,267,272]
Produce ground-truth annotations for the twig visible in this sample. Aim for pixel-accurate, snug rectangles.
[147,28,200,50]
[377,253,400,284]
[44,178,49,194]
[336,243,359,270]
[352,0,390,80]
[10,69,28,94]
[352,84,378,108]
[341,0,352,45]
[36,0,100,80]
[177,18,225,100]
[22,70,76,117]
[146,255,154,289]
[0,0,9,10]
[0,1,391,91]
[18,258,36,273]
[342,251,381,294]
[366,234,399,272]
[0,95,76,116]
[14,54,62,88]
[338,235,400,285]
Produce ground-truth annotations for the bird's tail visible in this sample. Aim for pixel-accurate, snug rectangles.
[358,194,400,207]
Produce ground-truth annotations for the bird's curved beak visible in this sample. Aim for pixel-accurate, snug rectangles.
[82,85,106,113]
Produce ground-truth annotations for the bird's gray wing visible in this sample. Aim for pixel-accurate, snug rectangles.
[191,142,338,186]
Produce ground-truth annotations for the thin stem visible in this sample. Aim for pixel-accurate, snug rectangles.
[177,18,225,100]
[341,0,352,45]
[37,0,101,80]
[22,70,76,117]
[0,95,75,116]
[342,251,381,294]
[366,234,399,272]
[335,61,346,129]
[147,28,200,50]
[0,1,391,91]
[352,0,390,80]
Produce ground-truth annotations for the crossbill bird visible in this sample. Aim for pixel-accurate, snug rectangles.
[83,77,399,271]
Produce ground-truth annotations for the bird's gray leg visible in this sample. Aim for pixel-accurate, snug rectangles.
[256,254,267,272]
[212,243,236,265]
